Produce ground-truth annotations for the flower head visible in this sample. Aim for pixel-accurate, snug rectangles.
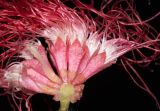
[0,0,160,111]
[1,2,135,103]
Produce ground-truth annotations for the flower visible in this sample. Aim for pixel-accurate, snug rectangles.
[0,0,160,111]
[2,5,135,103]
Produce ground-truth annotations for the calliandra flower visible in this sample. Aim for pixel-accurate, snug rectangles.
[0,0,160,111]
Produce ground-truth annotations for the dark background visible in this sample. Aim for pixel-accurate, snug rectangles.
[0,0,160,111]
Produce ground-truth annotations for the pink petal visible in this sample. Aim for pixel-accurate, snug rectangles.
[72,52,106,85]
[50,37,67,82]
[22,59,61,84]
[82,52,106,78]
[104,38,134,63]
[77,45,90,74]
[19,67,59,95]
[68,39,85,82]
[23,68,59,89]
[22,59,44,75]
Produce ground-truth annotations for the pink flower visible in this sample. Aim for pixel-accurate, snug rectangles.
[0,0,160,111]
[2,8,135,103]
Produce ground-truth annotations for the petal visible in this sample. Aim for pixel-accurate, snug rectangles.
[22,59,44,75]
[23,67,59,89]
[22,59,61,84]
[19,67,59,95]
[73,38,134,85]
[26,44,62,84]
[68,39,85,82]
[82,52,106,78]
[50,37,68,82]
[77,45,90,74]
[104,38,135,63]
[72,52,106,85]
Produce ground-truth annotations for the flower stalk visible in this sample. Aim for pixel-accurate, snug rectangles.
[59,83,75,111]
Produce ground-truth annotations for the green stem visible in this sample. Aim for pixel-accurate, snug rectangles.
[59,83,74,111]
